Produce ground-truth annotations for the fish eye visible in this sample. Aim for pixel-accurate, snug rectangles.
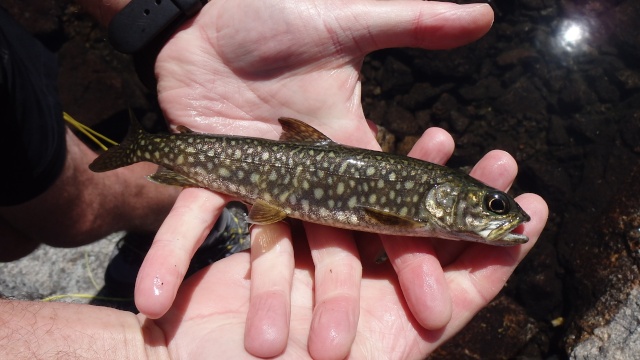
[485,192,510,215]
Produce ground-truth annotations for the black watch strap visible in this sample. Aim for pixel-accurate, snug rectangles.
[108,0,206,54]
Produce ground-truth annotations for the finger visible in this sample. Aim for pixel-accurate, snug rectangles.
[244,222,295,358]
[380,127,455,329]
[306,223,361,360]
[468,150,518,191]
[406,127,455,164]
[338,2,494,55]
[135,188,226,318]
[382,236,452,329]
[438,194,548,344]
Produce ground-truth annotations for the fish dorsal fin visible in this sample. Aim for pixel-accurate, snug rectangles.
[176,125,195,134]
[147,167,200,187]
[278,117,333,144]
[248,199,288,225]
[360,206,422,228]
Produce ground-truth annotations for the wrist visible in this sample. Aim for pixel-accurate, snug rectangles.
[0,299,165,359]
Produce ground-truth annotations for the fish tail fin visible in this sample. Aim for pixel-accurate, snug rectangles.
[88,110,148,172]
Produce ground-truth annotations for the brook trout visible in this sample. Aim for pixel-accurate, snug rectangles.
[90,115,530,245]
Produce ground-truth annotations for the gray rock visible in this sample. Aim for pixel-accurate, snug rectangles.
[0,233,121,302]
[570,286,640,360]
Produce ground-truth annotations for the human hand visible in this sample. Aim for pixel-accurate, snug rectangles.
[142,128,547,359]
[132,0,499,356]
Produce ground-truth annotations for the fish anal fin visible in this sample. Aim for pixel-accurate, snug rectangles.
[361,207,421,228]
[248,199,288,225]
[278,117,333,144]
[147,167,200,187]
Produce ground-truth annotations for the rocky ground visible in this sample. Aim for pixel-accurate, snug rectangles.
[1,0,640,358]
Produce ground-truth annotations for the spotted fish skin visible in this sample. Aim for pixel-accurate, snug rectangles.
[90,115,530,245]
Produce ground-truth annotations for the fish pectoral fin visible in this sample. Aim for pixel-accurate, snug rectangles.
[247,200,288,225]
[147,167,200,187]
[360,207,421,228]
[278,117,334,144]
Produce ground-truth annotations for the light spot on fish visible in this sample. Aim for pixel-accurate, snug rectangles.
[336,182,345,195]
[314,188,324,199]
[176,155,184,165]
[348,196,358,209]
[377,179,385,189]
[399,207,408,216]
[301,199,310,212]
[368,194,377,204]
[218,167,231,177]
[366,167,375,176]
[404,181,415,190]
[327,199,335,208]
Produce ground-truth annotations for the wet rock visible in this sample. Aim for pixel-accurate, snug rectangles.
[558,74,599,113]
[547,115,570,145]
[494,77,547,115]
[619,110,640,153]
[585,68,619,103]
[448,110,470,133]
[374,125,396,153]
[399,82,441,110]
[431,93,459,122]
[383,105,418,135]
[605,0,640,62]
[430,295,539,360]
[379,56,413,94]
[560,163,640,355]
[615,69,640,90]
[496,47,541,67]
[458,77,504,101]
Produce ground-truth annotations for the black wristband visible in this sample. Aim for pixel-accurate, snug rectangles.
[108,0,207,54]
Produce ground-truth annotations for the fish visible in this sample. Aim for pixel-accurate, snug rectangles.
[89,114,530,245]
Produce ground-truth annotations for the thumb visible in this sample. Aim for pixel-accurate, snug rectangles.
[336,2,494,55]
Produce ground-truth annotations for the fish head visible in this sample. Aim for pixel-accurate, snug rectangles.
[421,182,530,245]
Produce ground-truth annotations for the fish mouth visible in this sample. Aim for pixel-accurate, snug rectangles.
[477,220,529,246]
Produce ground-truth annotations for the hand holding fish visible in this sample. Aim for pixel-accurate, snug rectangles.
[101,0,547,358]
[130,130,548,359]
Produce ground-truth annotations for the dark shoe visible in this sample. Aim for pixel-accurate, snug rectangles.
[103,206,249,298]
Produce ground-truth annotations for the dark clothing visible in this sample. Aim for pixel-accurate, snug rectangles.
[0,7,66,206]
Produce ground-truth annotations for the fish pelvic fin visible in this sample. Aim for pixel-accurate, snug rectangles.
[148,167,200,187]
[247,199,288,225]
[88,110,148,172]
[278,117,333,144]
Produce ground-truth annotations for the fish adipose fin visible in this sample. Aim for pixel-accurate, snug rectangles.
[278,117,334,144]
[89,110,147,172]
[147,167,200,187]
[361,206,422,228]
[248,199,288,224]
